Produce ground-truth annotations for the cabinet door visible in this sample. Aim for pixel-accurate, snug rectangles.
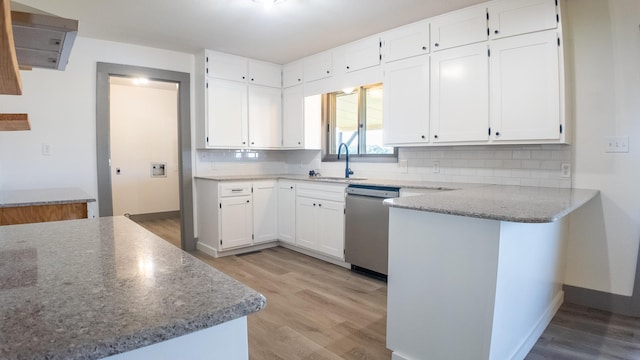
[489,0,557,40]
[248,60,282,88]
[345,36,381,72]
[253,181,278,244]
[248,85,282,148]
[304,51,333,82]
[431,43,489,143]
[317,200,345,259]
[283,61,304,88]
[207,51,248,82]
[282,85,304,148]
[278,181,296,244]
[490,30,561,141]
[219,196,253,250]
[295,196,318,251]
[206,78,248,147]
[383,55,430,145]
[383,20,430,63]
[431,6,487,51]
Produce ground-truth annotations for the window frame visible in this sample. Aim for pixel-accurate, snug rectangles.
[321,84,397,163]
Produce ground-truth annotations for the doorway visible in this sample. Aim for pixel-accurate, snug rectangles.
[96,63,195,251]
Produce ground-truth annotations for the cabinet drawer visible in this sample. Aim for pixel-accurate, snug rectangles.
[297,183,346,202]
[219,182,252,197]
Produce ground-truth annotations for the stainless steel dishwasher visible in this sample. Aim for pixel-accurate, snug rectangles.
[345,184,400,279]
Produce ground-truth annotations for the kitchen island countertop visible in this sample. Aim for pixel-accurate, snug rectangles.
[0,187,96,208]
[0,216,266,359]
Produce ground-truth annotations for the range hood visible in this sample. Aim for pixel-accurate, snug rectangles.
[11,9,78,71]
[0,0,78,131]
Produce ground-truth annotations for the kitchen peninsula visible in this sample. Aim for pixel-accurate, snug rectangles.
[0,216,265,359]
[384,185,599,360]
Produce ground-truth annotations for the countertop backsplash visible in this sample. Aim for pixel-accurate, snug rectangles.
[196,144,572,188]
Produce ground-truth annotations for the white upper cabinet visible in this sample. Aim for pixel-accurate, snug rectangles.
[344,36,382,72]
[207,51,248,82]
[431,43,489,143]
[282,85,304,148]
[283,61,304,88]
[431,6,487,51]
[383,55,430,146]
[248,60,282,88]
[488,0,557,40]
[206,78,248,148]
[304,51,333,82]
[489,30,561,142]
[383,20,430,63]
[248,85,282,148]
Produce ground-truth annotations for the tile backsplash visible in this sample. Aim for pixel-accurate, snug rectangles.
[197,144,573,188]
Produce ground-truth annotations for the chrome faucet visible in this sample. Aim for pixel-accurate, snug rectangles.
[337,143,354,179]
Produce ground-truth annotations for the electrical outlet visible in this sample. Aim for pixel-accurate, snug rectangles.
[398,159,408,173]
[433,161,440,174]
[605,136,629,153]
[42,143,52,156]
[561,163,571,178]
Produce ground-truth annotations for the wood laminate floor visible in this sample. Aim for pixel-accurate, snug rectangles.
[133,217,640,360]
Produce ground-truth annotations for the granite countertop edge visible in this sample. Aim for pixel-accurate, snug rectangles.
[70,293,267,360]
[383,186,600,223]
[0,188,96,208]
[0,217,266,360]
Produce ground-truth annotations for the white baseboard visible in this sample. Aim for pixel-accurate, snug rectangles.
[278,242,350,269]
[510,290,564,360]
[196,241,278,258]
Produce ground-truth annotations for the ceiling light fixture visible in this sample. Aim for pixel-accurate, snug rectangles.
[252,0,286,9]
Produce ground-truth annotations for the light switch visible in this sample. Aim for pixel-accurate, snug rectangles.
[605,136,629,153]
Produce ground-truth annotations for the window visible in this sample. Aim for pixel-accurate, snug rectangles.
[323,83,396,161]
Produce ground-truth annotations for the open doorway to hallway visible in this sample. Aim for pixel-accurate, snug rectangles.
[96,63,194,250]
[109,76,182,247]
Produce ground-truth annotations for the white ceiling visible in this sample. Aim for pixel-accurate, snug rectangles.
[12,0,485,64]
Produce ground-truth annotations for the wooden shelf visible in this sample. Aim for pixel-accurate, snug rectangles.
[0,0,22,95]
[0,113,30,131]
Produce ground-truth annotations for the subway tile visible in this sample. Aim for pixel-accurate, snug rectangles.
[522,160,542,169]
[541,160,562,170]
[494,151,512,160]
[532,151,553,160]
[512,150,531,159]
[502,160,522,169]
[485,159,503,168]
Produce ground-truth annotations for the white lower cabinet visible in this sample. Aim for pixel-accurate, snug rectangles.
[196,179,277,256]
[197,179,346,261]
[295,183,346,260]
[219,196,253,250]
[278,181,296,244]
[253,180,278,244]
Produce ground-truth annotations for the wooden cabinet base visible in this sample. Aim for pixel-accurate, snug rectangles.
[0,203,88,225]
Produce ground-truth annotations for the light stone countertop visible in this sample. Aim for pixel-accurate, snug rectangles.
[194,174,479,191]
[0,216,266,360]
[195,174,599,223]
[384,185,599,223]
[0,187,96,208]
